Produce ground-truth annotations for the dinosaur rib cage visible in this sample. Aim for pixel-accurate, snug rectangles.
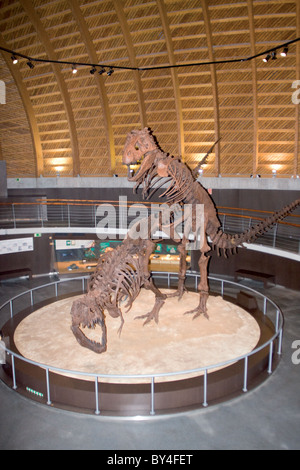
[162,160,195,204]
[87,244,144,312]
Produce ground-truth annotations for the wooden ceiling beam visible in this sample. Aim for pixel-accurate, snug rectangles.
[0,33,43,177]
[20,0,80,176]
[294,0,299,177]
[67,0,116,175]
[201,0,221,176]
[112,0,147,129]
[247,0,259,177]
[156,0,185,160]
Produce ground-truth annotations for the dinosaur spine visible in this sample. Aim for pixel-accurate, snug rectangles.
[208,199,300,256]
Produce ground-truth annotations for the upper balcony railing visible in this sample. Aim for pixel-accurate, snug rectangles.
[0,199,299,255]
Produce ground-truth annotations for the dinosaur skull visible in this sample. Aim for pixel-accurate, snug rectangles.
[122,127,174,197]
[123,127,157,166]
[70,296,107,353]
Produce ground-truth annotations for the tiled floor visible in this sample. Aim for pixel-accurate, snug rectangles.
[0,275,299,450]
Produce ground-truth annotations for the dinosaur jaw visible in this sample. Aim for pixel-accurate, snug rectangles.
[126,151,155,180]
[70,297,107,354]
[71,319,107,354]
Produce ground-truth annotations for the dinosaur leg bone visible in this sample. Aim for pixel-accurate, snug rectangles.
[135,277,167,325]
[106,305,125,337]
[134,295,166,326]
[184,252,210,320]
[166,240,187,300]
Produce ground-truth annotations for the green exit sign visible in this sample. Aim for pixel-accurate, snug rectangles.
[34,233,42,237]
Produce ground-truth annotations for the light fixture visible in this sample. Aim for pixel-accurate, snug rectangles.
[26,60,34,69]
[98,67,105,75]
[198,168,203,176]
[72,64,78,74]
[271,51,277,60]
[280,47,288,57]
[263,54,271,63]
[90,66,96,75]
[11,55,18,64]
[55,166,63,176]
[107,67,114,76]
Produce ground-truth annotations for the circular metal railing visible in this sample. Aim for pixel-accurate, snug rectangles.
[0,272,284,416]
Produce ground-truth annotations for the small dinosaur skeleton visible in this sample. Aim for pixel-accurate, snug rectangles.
[70,214,167,353]
[123,127,300,318]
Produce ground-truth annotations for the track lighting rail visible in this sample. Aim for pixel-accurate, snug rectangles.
[0,38,299,74]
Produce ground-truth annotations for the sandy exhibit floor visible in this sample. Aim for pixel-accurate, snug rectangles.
[14,289,260,383]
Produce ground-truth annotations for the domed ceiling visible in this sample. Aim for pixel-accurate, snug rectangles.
[0,0,299,178]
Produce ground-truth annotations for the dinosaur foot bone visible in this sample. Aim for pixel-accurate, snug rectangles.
[184,292,209,320]
[135,296,165,326]
[166,284,187,301]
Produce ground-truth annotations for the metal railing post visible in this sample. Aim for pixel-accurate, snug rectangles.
[243,356,248,392]
[12,204,16,229]
[277,329,283,355]
[150,377,155,415]
[94,204,97,228]
[67,204,70,227]
[202,369,208,407]
[222,214,226,230]
[268,341,274,374]
[45,368,52,405]
[263,297,267,315]
[11,355,17,390]
[273,223,278,248]
[275,310,280,332]
[95,377,100,415]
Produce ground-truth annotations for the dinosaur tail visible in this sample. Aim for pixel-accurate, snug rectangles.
[209,199,300,257]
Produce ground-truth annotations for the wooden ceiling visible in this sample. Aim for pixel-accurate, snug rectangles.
[0,0,299,178]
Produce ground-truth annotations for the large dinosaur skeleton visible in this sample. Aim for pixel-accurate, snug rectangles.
[71,127,299,353]
[123,127,300,318]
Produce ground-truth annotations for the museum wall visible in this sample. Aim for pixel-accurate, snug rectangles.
[0,231,298,290]
[208,248,299,291]
[0,161,7,198]
[0,181,299,289]
[0,234,53,277]
[5,185,300,210]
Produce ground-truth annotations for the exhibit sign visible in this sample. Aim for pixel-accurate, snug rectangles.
[0,237,34,255]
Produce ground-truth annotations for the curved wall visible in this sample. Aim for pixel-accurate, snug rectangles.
[1,177,299,290]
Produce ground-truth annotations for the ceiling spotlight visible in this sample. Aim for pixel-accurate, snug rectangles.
[263,54,271,63]
[26,60,34,69]
[90,66,97,75]
[107,67,114,76]
[280,47,288,57]
[11,55,18,64]
[271,51,277,60]
[98,67,105,75]
[72,64,78,74]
